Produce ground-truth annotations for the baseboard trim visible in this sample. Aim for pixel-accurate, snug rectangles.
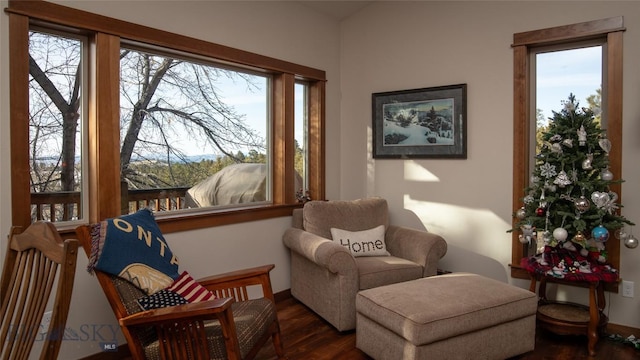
[274,288,292,303]
[607,323,640,337]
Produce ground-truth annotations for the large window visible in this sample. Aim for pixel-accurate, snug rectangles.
[28,29,87,224]
[511,17,625,278]
[119,46,271,213]
[8,1,326,233]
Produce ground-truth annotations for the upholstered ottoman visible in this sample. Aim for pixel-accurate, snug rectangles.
[356,273,537,360]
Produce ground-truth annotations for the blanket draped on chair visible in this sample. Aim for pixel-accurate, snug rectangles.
[87,209,180,294]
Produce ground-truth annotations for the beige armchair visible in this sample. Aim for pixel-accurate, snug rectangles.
[283,198,447,331]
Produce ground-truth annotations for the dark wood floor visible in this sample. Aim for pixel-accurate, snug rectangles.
[255,297,640,360]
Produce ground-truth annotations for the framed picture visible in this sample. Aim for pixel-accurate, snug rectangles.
[372,84,467,159]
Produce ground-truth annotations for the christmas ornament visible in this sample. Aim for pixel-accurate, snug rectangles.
[519,225,535,244]
[569,169,579,182]
[591,225,609,242]
[600,168,613,181]
[573,231,586,243]
[516,207,526,220]
[539,162,557,178]
[536,207,546,217]
[591,191,619,214]
[562,138,573,148]
[582,154,593,170]
[624,234,639,249]
[553,227,568,242]
[551,143,563,154]
[599,138,612,154]
[536,231,548,254]
[577,125,587,146]
[617,229,629,241]
[574,196,590,213]
[523,194,534,204]
[553,171,571,187]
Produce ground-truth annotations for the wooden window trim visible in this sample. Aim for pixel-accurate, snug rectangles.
[511,17,625,280]
[7,0,326,234]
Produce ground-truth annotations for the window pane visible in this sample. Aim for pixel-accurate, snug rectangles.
[535,46,602,154]
[28,30,84,223]
[119,47,269,213]
[295,82,308,200]
[526,45,603,257]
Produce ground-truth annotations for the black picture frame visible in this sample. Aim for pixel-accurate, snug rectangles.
[372,84,467,159]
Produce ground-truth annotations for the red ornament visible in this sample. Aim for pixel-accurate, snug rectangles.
[536,207,546,217]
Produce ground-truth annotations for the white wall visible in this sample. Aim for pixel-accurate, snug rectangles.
[340,1,640,329]
[0,1,342,358]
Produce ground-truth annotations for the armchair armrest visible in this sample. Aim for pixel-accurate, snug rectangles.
[120,297,234,327]
[385,225,447,277]
[197,264,276,302]
[283,228,356,274]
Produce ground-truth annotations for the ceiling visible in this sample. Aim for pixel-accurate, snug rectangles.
[297,1,373,20]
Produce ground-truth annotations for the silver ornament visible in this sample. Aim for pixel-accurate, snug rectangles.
[582,154,593,170]
[601,168,613,181]
[553,171,571,187]
[577,125,587,146]
[617,230,629,241]
[574,196,590,213]
[591,191,619,214]
[624,234,639,249]
[516,207,526,220]
[599,138,612,154]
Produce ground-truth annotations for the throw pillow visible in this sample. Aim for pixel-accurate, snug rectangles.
[137,289,189,311]
[87,208,180,295]
[330,225,389,257]
[168,271,217,303]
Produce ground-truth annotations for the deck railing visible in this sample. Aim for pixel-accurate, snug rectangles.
[30,186,191,222]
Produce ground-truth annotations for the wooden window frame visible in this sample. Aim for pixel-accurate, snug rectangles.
[6,0,326,234]
[511,17,625,279]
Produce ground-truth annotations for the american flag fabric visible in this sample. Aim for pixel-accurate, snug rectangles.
[167,271,217,302]
[137,289,188,310]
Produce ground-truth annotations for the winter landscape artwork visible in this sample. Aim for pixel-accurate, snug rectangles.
[372,84,467,159]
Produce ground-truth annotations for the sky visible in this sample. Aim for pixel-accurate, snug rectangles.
[536,45,602,124]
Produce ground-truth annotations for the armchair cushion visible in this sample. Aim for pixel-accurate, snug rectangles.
[331,225,390,257]
[303,198,389,239]
[356,256,423,290]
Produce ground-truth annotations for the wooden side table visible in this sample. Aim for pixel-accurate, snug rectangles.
[529,274,609,356]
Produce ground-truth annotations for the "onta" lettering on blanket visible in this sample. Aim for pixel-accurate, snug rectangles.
[112,218,179,266]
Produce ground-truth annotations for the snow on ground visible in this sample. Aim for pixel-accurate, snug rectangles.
[383,121,454,146]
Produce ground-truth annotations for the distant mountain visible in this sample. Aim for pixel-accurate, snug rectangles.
[33,153,220,165]
[131,153,220,163]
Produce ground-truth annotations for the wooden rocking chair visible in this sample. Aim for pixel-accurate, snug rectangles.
[0,222,78,360]
[75,224,286,360]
